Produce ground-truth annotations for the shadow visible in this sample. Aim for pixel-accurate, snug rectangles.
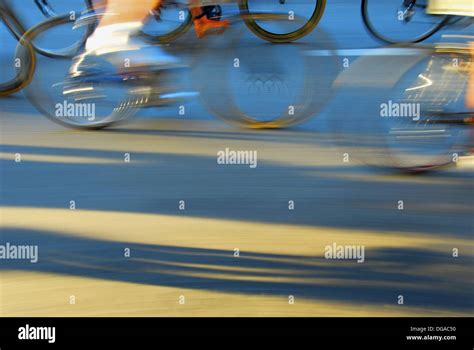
[1,143,472,238]
[101,125,328,145]
[1,227,472,311]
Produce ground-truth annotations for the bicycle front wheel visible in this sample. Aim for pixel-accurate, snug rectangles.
[361,0,449,44]
[15,14,137,129]
[240,0,326,43]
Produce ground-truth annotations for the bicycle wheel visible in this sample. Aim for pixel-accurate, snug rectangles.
[36,0,92,18]
[15,13,140,129]
[361,0,449,44]
[139,2,192,44]
[4,0,94,58]
[191,23,338,128]
[0,16,35,96]
[239,0,325,43]
[332,47,470,172]
[381,49,471,171]
[32,0,95,58]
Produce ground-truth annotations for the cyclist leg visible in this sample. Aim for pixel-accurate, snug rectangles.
[71,0,179,78]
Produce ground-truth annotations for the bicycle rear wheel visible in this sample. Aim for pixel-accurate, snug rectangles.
[361,0,449,44]
[240,0,325,43]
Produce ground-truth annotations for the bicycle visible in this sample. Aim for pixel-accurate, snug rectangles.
[140,0,326,43]
[2,0,94,57]
[361,0,472,44]
[2,0,325,97]
[330,36,473,173]
[379,38,473,172]
[0,0,36,96]
[190,25,338,128]
[35,0,88,19]
[13,10,335,129]
[0,0,94,96]
[10,9,197,129]
[55,0,326,46]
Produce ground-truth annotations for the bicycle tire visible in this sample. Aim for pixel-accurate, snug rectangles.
[191,25,338,128]
[7,0,95,58]
[0,18,36,96]
[239,0,326,43]
[329,47,469,173]
[361,0,449,44]
[139,7,193,44]
[34,0,95,58]
[381,49,470,171]
[15,14,140,130]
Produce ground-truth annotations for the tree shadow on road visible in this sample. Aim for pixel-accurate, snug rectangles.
[1,228,472,313]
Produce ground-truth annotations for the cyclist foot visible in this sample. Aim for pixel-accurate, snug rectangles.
[194,17,230,38]
[70,24,180,78]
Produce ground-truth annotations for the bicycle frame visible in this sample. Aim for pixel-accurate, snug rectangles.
[0,0,61,40]
[0,0,29,41]
[35,0,57,18]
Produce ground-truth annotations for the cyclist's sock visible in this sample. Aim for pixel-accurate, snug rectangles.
[85,22,143,54]
[193,17,230,38]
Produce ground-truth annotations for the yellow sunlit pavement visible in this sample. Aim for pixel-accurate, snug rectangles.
[1,207,472,316]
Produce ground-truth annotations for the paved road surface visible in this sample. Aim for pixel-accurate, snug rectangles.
[0,0,473,316]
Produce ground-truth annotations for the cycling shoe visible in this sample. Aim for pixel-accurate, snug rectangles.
[69,36,181,79]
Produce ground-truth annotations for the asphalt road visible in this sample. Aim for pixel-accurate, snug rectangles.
[0,0,473,316]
